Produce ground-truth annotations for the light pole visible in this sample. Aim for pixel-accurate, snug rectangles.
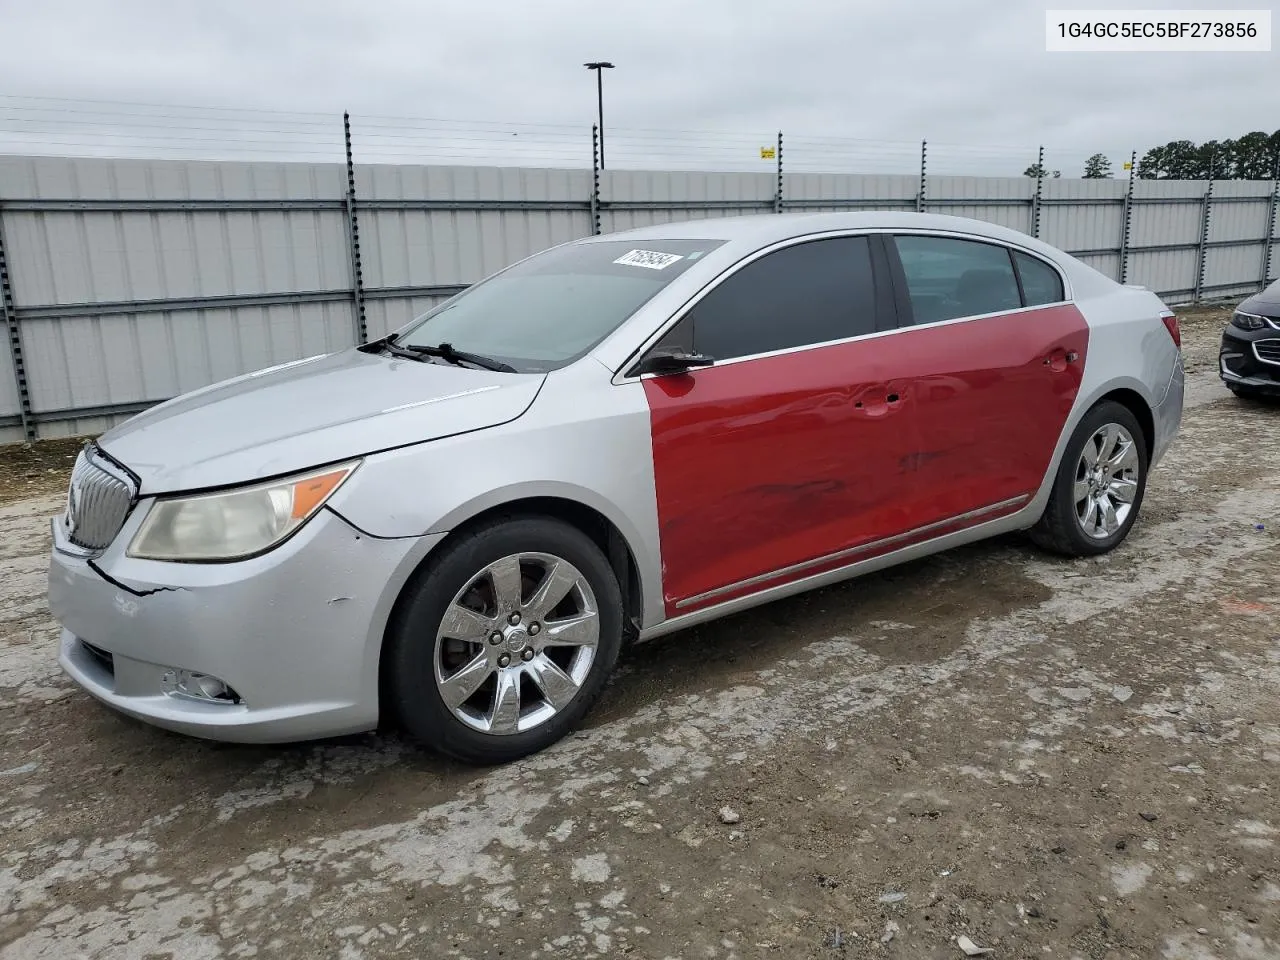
[583,61,614,168]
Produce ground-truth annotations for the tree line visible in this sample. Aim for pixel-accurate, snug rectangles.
[1023,129,1280,180]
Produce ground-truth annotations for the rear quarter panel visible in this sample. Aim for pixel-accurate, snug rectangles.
[1019,280,1180,523]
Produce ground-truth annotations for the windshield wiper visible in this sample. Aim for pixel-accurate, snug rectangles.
[389,338,517,373]
[376,336,431,362]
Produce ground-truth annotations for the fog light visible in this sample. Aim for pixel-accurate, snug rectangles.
[161,668,241,704]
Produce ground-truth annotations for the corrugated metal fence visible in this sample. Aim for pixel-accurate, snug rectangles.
[1,151,1278,444]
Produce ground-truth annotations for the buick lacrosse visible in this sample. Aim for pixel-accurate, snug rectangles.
[49,212,1184,763]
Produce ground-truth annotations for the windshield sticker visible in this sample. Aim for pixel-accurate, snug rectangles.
[614,249,684,270]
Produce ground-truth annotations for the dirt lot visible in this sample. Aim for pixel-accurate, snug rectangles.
[2,308,1277,960]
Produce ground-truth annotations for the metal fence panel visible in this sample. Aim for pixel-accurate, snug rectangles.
[783,173,917,211]
[600,170,775,233]
[926,176,1035,234]
[1208,185,1273,245]
[3,208,351,305]
[1129,198,1204,251]
[1201,245,1266,300]
[1128,247,1201,302]
[1074,251,1123,281]
[0,155,346,200]
[1039,179,1127,269]
[2,153,1279,442]
[21,302,352,426]
[357,164,593,287]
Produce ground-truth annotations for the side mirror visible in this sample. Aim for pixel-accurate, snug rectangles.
[633,346,715,377]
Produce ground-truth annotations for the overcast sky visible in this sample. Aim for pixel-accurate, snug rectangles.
[0,0,1276,175]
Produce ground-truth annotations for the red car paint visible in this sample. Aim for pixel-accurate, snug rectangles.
[643,304,1090,616]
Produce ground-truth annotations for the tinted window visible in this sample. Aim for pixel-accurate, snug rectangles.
[894,235,1022,324]
[1014,251,1065,306]
[398,239,725,373]
[690,236,877,362]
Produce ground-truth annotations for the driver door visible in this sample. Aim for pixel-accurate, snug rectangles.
[637,234,916,616]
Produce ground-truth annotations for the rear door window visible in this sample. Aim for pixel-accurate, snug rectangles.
[1013,250,1066,306]
[892,235,1022,325]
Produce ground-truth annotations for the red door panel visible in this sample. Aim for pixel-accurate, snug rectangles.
[643,343,919,617]
[643,304,1089,618]
[901,304,1089,526]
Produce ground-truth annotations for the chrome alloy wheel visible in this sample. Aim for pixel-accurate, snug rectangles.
[1074,422,1141,540]
[433,552,599,735]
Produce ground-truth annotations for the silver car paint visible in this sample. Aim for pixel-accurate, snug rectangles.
[48,211,1183,743]
[97,347,547,493]
[50,498,445,742]
[324,357,666,628]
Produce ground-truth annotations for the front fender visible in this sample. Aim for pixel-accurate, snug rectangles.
[324,383,665,629]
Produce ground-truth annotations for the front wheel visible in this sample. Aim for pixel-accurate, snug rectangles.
[1030,400,1149,557]
[386,516,623,764]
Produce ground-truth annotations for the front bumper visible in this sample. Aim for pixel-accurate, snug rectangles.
[1220,327,1280,395]
[49,505,437,743]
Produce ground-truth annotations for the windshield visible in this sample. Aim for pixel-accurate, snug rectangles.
[394,239,724,373]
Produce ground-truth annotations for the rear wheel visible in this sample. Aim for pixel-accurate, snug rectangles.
[1030,400,1149,557]
[386,516,623,764]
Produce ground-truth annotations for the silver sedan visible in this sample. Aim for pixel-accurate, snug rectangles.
[48,212,1184,764]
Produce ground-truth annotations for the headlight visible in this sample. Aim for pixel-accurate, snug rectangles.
[1231,311,1266,331]
[127,461,359,561]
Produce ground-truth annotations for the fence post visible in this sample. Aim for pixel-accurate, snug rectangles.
[343,112,368,345]
[1119,149,1136,285]
[917,139,927,212]
[1032,145,1045,238]
[0,210,33,441]
[1262,153,1279,288]
[590,125,602,236]
[1193,149,1216,304]
[774,131,784,214]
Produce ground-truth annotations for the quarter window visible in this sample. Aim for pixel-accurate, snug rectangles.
[689,236,879,362]
[893,235,1022,325]
[1014,251,1065,306]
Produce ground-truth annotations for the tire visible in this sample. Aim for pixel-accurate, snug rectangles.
[1228,385,1271,403]
[1030,400,1149,558]
[385,515,623,765]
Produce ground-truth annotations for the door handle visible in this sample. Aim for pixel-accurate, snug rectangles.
[1043,349,1079,369]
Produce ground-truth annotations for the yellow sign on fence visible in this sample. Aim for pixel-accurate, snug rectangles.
[1123,161,1133,170]
[760,146,776,160]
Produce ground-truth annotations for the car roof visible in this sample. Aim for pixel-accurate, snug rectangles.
[578,211,1064,258]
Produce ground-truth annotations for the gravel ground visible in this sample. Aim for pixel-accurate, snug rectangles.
[2,310,1278,960]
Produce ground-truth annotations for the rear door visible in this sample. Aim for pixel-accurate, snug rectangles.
[883,233,1089,526]
[635,234,915,616]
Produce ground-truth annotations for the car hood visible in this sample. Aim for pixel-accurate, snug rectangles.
[1239,279,1280,315]
[97,348,545,494]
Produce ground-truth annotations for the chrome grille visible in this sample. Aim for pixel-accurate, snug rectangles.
[1254,339,1280,366]
[64,446,137,551]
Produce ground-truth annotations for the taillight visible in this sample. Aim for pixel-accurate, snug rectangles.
[1160,312,1181,348]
